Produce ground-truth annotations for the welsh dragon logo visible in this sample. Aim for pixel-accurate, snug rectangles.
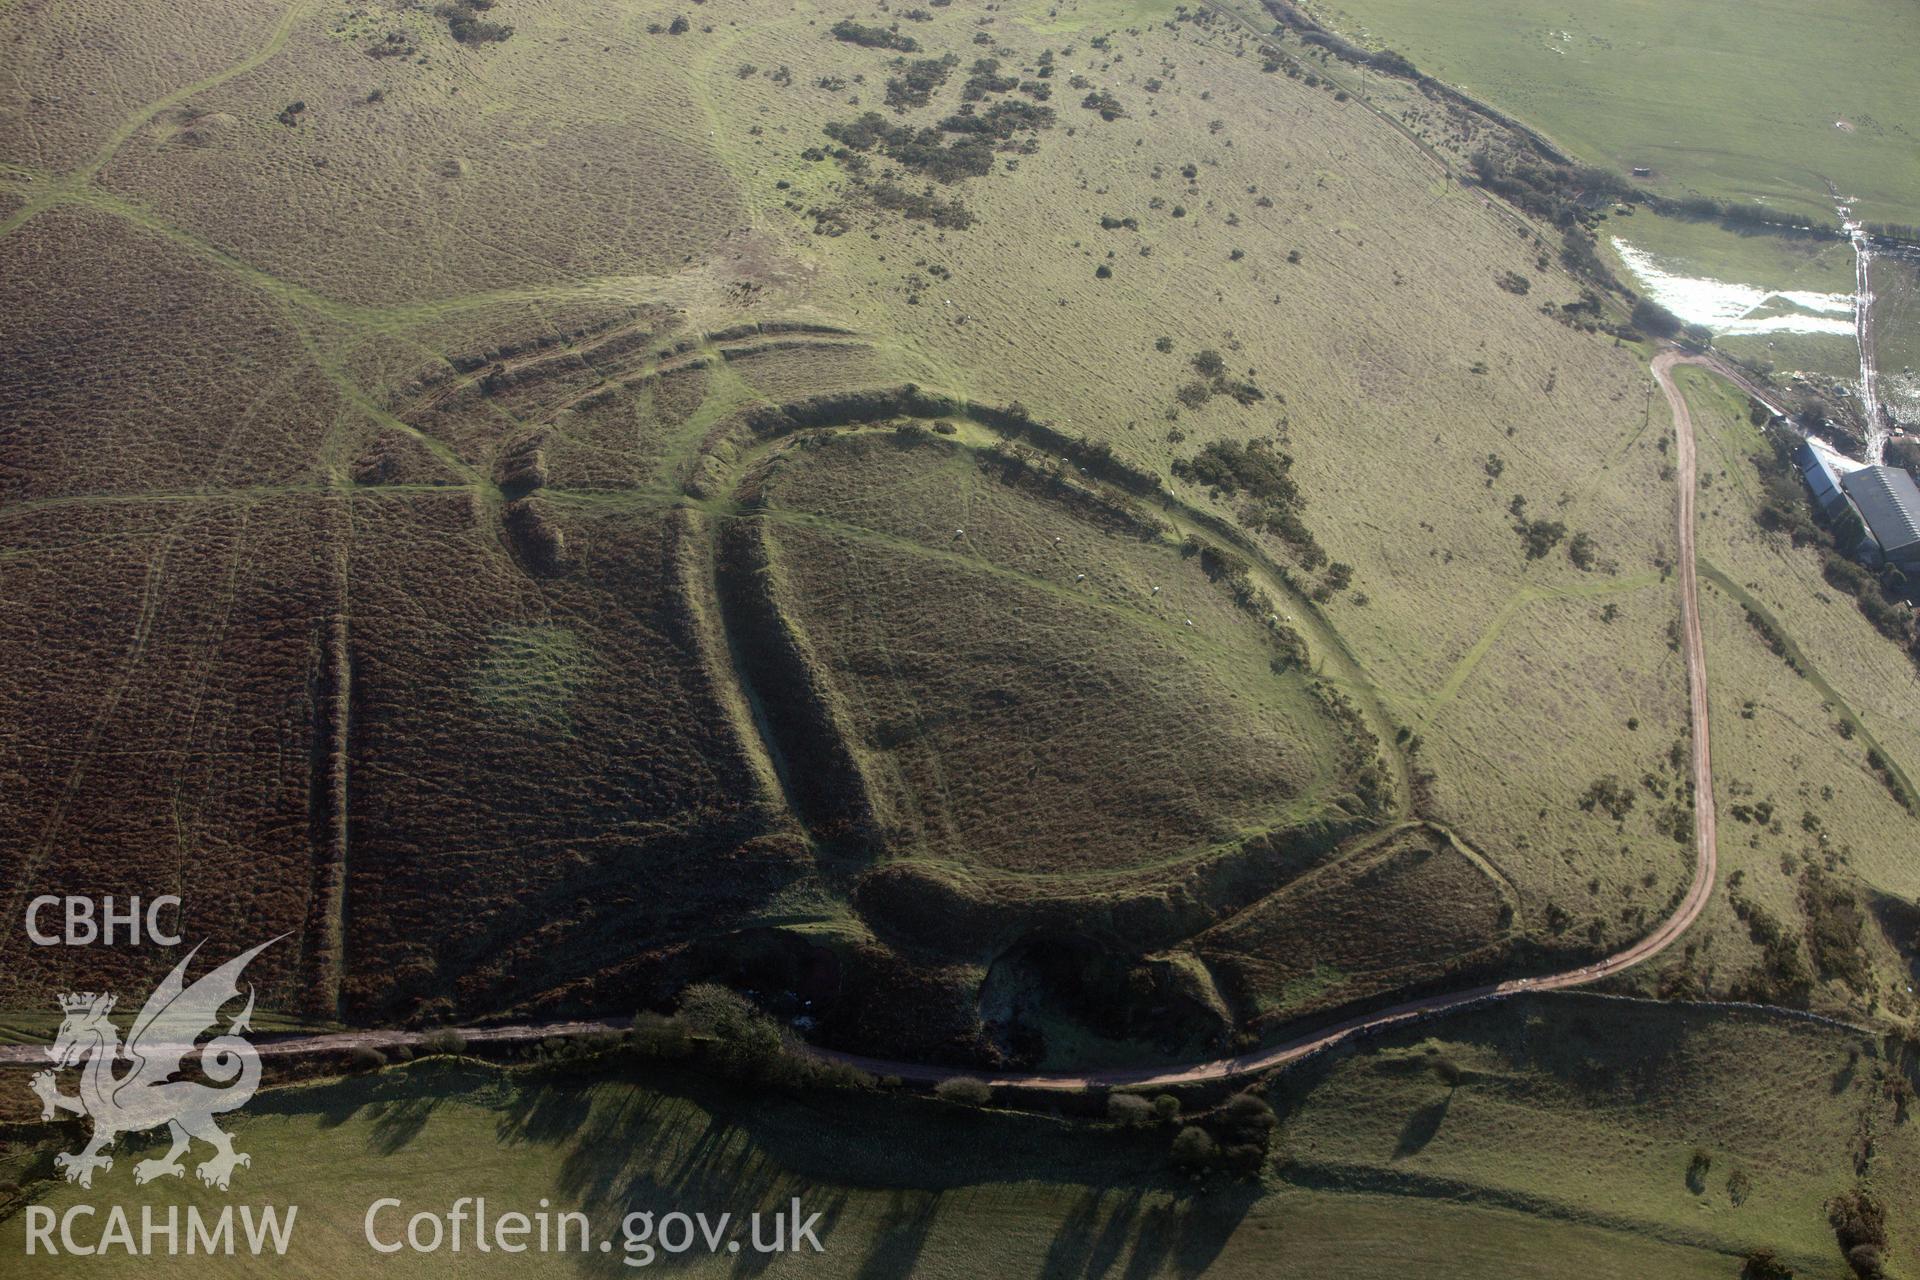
[29,938,279,1191]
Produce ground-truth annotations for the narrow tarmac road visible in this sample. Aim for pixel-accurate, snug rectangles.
[2,351,1721,1087]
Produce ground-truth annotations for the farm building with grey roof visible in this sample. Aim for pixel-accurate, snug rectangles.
[1839,464,1920,572]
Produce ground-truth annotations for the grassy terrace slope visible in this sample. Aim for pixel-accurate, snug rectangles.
[1294,0,1920,223]
[1874,250,1920,434]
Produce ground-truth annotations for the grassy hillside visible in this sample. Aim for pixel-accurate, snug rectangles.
[1276,994,1920,1276]
[10,0,1920,1275]
[1589,364,1920,1028]
[1294,0,1920,224]
[0,0,1707,1059]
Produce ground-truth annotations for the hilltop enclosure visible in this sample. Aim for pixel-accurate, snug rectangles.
[4,0,1903,1072]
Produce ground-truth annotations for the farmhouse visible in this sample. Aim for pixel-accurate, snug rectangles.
[1839,464,1920,572]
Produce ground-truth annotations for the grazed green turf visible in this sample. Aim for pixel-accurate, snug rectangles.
[1301,0,1919,223]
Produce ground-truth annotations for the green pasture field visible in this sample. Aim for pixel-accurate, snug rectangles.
[4,994,1909,1276]
[1297,0,1920,224]
[687,0,1675,688]
[1600,209,1861,380]
[1278,994,1920,1275]
[1603,212,1858,296]
[1413,565,1692,956]
[1679,365,1920,811]
[1872,253,1920,431]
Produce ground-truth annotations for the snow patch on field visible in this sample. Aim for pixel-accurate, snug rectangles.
[1612,239,1856,336]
